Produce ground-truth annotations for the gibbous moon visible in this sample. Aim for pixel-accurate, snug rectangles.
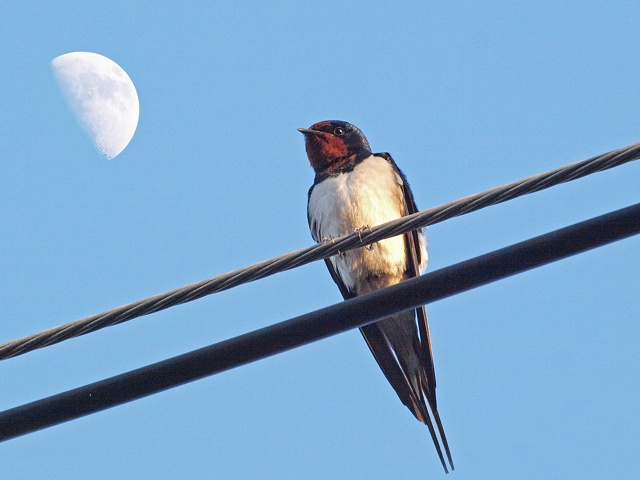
[51,52,139,160]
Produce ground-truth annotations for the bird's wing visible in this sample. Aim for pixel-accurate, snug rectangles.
[321,258,436,429]
[308,168,453,472]
[380,152,454,472]
[308,183,434,426]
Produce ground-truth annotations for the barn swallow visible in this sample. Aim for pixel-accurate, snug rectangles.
[300,120,453,473]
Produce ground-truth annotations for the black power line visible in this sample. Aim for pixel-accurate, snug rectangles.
[1,202,638,442]
[1,142,639,361]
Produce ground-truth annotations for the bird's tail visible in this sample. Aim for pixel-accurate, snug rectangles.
[416,306,454,472]
[360,310,454,473]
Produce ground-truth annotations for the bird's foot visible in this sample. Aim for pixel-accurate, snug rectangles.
[355,226,375,251]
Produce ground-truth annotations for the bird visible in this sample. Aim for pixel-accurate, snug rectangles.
[299,120,454,473]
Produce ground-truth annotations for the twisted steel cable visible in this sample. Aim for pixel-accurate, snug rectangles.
[2,202,639,441]
[1,142,639,360]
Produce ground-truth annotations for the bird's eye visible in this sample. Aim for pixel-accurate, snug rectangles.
[334,127,345,135]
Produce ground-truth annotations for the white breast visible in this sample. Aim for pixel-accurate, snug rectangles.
[308,155,422,293]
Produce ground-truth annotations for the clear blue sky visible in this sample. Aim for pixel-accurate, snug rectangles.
[1,2,639,479]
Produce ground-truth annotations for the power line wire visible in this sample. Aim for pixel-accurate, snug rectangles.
[1,142,639,361]
[1,202,639,441]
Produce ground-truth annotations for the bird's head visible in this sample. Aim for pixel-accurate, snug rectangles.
[299,120,372,174]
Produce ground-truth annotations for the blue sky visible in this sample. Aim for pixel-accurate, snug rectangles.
[1,2,639,479]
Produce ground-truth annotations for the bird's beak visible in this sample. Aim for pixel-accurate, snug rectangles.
[298,128,322,136]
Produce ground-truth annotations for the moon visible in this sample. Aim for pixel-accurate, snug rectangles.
[51,52,139,160]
